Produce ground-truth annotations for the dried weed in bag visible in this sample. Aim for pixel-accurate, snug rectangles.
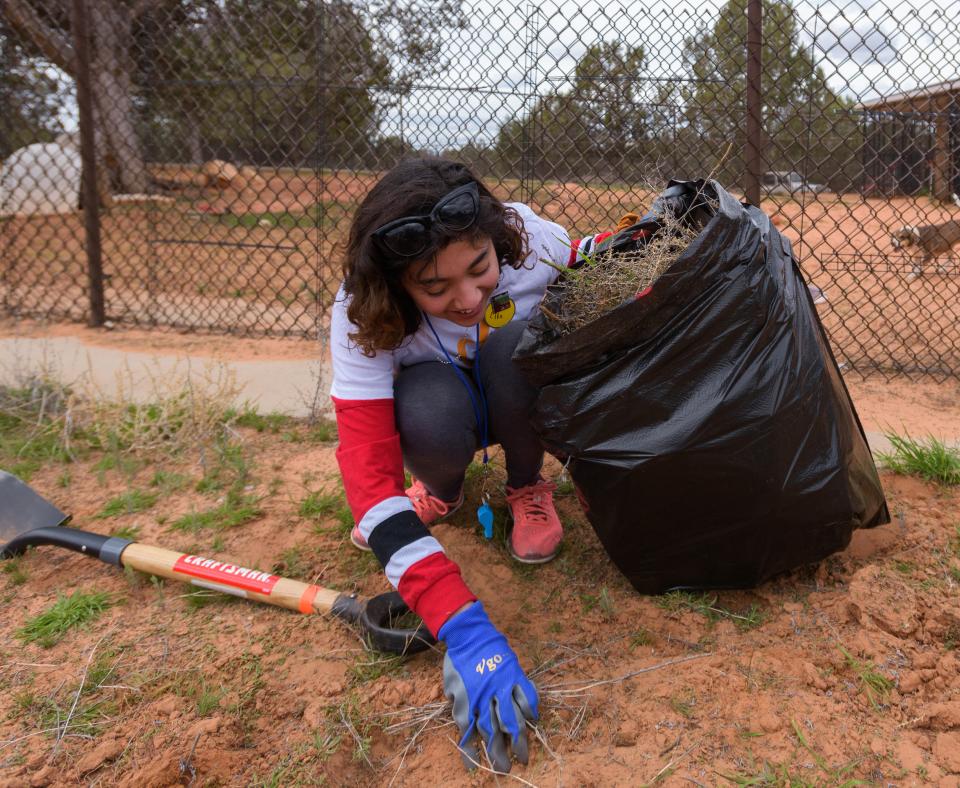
[542,181,715,336]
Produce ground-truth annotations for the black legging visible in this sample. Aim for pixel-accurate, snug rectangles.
[394,320,543,501]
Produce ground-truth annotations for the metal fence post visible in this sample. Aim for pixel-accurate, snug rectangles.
[71,0,106,327]
[745,0,763,206]
[519,3,539,203]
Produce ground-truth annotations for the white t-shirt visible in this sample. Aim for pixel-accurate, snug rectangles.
[330,202,571,400]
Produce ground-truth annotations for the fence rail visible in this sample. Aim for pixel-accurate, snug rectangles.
[2,0,959,379]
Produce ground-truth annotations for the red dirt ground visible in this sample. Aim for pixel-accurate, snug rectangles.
[0,323,959,786]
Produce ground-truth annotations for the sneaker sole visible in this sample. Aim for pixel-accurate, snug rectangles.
[508,546,559,564]
[350,530,372,552]
[506,509,560,564]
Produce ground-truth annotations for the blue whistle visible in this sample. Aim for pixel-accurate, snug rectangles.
[477,501,494,540]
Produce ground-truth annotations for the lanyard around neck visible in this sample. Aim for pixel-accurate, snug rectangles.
[422,314,490,464]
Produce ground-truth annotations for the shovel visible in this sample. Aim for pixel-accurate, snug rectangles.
[0,471,434,655]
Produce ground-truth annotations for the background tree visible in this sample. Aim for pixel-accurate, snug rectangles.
[2,0,465,191]
[682,0,862,190]
[4,0,157,192]
[134,0,393,168]
[493,40,650,182]
[0,18,68,160]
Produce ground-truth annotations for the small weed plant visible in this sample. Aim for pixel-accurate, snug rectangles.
[839,646,893,710]
[95,489,158,519]
[16,590,115,647]
[878,431,960,485]
[172,490,263,532]
[3,556,28,586]
[580,586,616,619]
[299,491,341,520]
[348,652,405,684]
[272,547,314,581]
[307,419,337,443]
[657,590,766,630]
[150,469,191,493]
[233,407,295,434]
[110,523,142,541]
[195,680,224,716]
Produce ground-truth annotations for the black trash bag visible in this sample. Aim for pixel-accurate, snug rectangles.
[514,179,889,594]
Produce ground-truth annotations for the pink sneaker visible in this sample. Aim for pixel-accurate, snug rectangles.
[506,478,563,564]
[350,479,464,551]
[406,478,464,525]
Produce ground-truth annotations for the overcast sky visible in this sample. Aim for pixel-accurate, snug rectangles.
[383,0,960,151]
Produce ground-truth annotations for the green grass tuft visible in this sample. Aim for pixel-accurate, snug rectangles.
[0,415,73,482]
[271,546,314,581]
[580,587,616,619]
[3,556,29,586]
[16,591,114,647]
[944,623,960,651]
[892,559,915,575]
[669,690,697,718]
[196,440,251,494]
[298,491,341,520]
[878,431,960,486]
[196,680,224,716]
[171,491,262,532]
[110,523,142,541]
[310,495,354,537]
[629,627,654,649]
[15,688,116,739]
[150,469,191,493]
[95,489,158,519]
[657,590,766,630]
[306,419,338,443]
[182,589,236,610]
[93,452,142,483]
[348,652,405,684]
[839,646,893,710]
[233,407,295,434]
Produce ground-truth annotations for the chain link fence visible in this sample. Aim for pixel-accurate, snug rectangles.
[2,0,959,378]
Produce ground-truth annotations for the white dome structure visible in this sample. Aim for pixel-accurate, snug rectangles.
[0,142,82,217]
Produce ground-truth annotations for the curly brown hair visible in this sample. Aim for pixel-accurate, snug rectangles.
[341,157,529,355]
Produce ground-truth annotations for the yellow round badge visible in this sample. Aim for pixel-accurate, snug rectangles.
[484,293,516,328]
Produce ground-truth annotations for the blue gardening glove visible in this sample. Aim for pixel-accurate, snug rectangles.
[438,602,539,772]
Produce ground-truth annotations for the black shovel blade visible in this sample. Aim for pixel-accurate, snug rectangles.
[0,471,69,553]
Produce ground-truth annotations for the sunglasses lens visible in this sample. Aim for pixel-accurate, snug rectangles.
[381,221,429,258]
[436,190,478,230]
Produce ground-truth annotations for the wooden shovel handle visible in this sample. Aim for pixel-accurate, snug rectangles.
[120,543,341,614]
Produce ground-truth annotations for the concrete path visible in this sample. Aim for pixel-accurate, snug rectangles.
[0,335,327,418]
[0,334,955,455]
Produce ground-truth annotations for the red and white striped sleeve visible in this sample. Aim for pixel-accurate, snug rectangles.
[330,294,476,636]
[566,230,615,269]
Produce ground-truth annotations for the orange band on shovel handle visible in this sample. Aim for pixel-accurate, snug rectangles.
[298,584,321,614]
